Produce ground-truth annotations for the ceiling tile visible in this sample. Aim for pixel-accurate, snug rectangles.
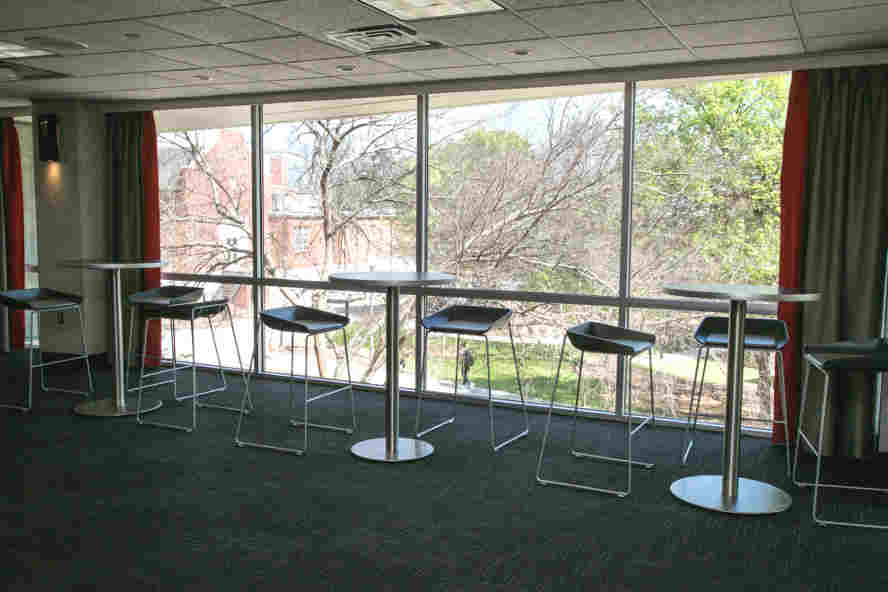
[339,71,429,84]
[644,0,792,26]
[0,0,212,31]
[236,0,394,36]
[520,2,660,37]
[411,12,542,45]
[0,73,178,95]
[295,56,399,76]
[594,48,695,68]
[374,47,484,69]
[273,76,354,89]
[153,45,271,67]
[225,36,352,62]
[694,39,803,59]
[796,0,888,12]
[461,38,579,63]
[209,81,291,94]
[798,5,888,38]
[496,0,605,10]
[95,85,226,101]
[217,63,323,80]
[673,16,799,47]
[0,21,200,54]
[562,28,682,56]
[12,51,192,76]
[805,31,888,52]
[153,68,252,83]
[501,56,595,74]
[144,9,294,43]
[423,64,513,79]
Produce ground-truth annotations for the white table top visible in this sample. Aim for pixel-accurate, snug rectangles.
[663,282,820,303]
[329,271,456,288]
[61,259,164,271]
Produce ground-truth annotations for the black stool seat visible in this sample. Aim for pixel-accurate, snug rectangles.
[142,300,228,321]
[422,305,512,336]
[804,340,888,372]
[567,321,655,355]
[260,306,349,334]
[0,288,82,311]
[128,286,204,306]
[694,316,789,350]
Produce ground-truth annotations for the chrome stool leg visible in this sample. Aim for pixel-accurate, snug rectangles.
[488,324,530,452]
[36,306,94,399]
[537,337,653,497]
[237,316,355,455]
[415,331,458,438]
[196,307,247,414]
[792,361,888,529]
[681,346,709,465]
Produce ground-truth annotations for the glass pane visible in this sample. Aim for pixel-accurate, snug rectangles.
[429,86,624,294]
[157,106,254,277]
[632,75,790,297]
[629,308,779,429]
[261,100,417,282]
[263,287,417,390]
[423,297,619,412]
[160,280,254,372]
[15,119,39,344]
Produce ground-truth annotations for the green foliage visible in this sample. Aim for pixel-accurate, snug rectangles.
[634,76,789,288]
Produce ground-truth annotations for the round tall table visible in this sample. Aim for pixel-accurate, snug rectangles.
[664,283,820,515]
[63,260,165,417]
[329,271,456,462]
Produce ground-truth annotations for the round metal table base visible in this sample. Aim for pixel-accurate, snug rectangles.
[74,398,163,417]
[670,475,792,515]
[351,437,434,463]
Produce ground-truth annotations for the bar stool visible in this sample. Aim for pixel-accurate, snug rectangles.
[128,286,248,432]
[681,316,791,475]
[235,305,356,455]
[792,338,888,529]
[536,321,655,497]
[0,288,93,412]
[415,305,529,452]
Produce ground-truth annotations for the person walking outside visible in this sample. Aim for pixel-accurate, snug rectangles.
[462,348,475,386]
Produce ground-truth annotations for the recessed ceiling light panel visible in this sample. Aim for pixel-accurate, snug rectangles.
[23,36,89,52]
[0,41,53,58]
[358,0,504,21]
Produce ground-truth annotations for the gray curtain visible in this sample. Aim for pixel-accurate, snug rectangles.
[106,113,146,363]
[801,67,888,457]
[0,121,9,353]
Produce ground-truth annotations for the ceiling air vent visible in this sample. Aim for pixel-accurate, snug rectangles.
[326,24,436,54]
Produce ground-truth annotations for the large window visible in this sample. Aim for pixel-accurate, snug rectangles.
[429,87,624,295]
[155,73,790,433]
[630,75,789,428]
[157,106,254,278]
[156,106,255,365]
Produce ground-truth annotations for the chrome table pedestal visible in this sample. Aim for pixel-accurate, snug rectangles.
[664,283,819,515]
[330,272,455,462]
[64,260,165,417]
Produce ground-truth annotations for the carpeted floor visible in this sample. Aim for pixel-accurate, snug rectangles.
[3,353,888,591]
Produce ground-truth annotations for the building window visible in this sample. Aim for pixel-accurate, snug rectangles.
[292,227,310,253]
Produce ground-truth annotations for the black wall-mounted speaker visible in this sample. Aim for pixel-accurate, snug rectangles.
[37,114,59,162]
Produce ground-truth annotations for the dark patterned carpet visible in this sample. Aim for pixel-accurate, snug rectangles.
[3,353,888,591]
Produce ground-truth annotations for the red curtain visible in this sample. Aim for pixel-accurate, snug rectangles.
[141,112,162,364]
[775,71,809,443]
[1,119,25,348]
